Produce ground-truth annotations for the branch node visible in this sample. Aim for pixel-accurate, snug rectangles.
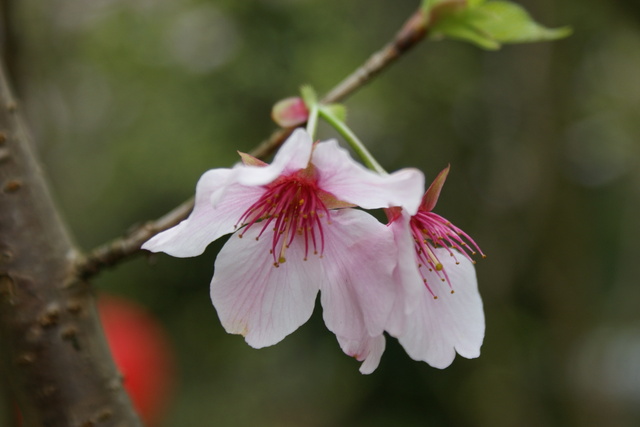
[3,178,22,193]
[38,305,61,329]
[15,352,36,366]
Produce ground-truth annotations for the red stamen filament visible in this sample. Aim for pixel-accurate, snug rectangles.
[236,175,330,267]
[410,211,484,298]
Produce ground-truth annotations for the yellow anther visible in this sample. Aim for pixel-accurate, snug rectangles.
[425,246,442,272]
[278,256,286,264]
[299,199,305,205]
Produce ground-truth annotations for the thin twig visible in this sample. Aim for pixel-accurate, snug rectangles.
[76,7,429,279]
[77,127,293,278]
[322,8,428,104]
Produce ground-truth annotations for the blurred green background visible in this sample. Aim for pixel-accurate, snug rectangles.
[3,0,640,426]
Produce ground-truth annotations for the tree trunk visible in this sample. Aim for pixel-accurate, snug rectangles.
[0,62,142,426]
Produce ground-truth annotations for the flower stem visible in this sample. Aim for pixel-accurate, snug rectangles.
[319,106,387,175]
[300,85,320,139]
[306,103,319,139]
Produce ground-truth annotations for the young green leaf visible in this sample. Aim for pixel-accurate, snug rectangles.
[300,85,318,109]
[470,2,572,44]
[324,103,347,123]
[423,0,571,50]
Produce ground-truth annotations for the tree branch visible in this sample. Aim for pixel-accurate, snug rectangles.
[0,62,143,426]
[76,7,429,279]
[76,127,294,279]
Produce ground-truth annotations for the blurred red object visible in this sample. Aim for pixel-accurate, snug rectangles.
[98,294,176,426]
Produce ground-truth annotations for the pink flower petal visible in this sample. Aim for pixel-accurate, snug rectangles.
[143,169,263,257]
[385,213,425,339]
[234,128,313,187]
[210,224,322,349]
[311,140,425,215]
[337,334,386,375]
[319,209,397,340]
[395,249,485,369]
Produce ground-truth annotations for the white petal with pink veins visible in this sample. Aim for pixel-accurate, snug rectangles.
[234,128,313,187]
[311,140,424,214]
[142,169,264,257]
[396,249,484,369]
[337,334,386,374]
[319,209,397,340]
[210,224,323,349]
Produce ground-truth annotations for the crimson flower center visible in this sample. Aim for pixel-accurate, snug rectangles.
[237,174,330,267]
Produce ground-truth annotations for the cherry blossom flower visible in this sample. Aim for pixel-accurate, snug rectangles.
[142,129,424,373]
[339,166,485,372]
[385,165,486,368]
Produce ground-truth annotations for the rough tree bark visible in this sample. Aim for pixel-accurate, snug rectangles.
[0,62,142,426]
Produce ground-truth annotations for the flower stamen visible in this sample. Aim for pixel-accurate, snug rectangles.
[236,173,330,266]
[410,210,483,297]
